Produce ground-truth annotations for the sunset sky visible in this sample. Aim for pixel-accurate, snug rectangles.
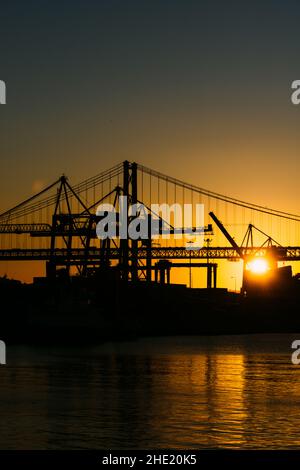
[1,0,300,284]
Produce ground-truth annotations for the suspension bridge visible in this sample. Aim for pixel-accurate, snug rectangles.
[0,161,300,288]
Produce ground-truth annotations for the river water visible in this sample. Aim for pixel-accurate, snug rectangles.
[0,334,300,449]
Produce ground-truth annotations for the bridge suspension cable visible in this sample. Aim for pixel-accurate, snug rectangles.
[137,164,300,222]
[0,163,123,222]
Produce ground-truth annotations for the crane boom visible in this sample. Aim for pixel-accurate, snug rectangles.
[209,211,244,259]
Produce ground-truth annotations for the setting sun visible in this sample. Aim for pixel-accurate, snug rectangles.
[247,258,269,274]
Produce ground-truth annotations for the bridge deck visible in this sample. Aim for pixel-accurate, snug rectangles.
[0,247,300,262]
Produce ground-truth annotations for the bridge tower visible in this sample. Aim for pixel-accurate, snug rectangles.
[119,161,144,283]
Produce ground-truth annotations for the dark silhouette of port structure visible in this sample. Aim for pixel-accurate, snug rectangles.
[0,161,300,342]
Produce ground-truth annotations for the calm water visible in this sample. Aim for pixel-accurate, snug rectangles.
[1,334,300,449]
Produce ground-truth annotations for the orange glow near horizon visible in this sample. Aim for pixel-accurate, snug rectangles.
[0,162,299,288]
